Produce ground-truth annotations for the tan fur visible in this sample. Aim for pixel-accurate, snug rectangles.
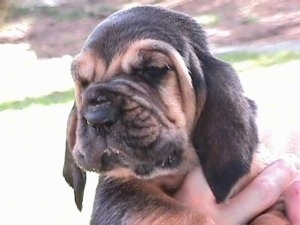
[105,168,134,179]
[126,209,214,225]
[71,51,106,106]
[66,107,77,150]
[159,72,187,129]
[71,51,99,82]
[105,143,200,190]
[124,182,215,225]
[118,39,197,131]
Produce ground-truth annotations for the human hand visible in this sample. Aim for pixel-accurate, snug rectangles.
[175,159,300,225]
[285,176,300,224]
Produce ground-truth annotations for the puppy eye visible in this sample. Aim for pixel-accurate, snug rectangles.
[139,66,171,85]
[80,79,89,90]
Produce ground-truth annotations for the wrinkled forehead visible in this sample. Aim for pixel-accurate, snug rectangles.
[70,5,202,85]
[71,39,178,85]
[80,6,189,64]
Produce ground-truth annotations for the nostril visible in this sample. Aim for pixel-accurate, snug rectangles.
[84,103,118,127]
[84,109,103,126]
[102,118,114,127]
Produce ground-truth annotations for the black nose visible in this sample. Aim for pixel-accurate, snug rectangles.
[84,102,119,127]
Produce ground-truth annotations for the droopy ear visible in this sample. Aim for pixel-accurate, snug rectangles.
[63,103,86,211]
[191,54,258,203]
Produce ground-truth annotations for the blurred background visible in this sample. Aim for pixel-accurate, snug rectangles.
[0,0,299,224]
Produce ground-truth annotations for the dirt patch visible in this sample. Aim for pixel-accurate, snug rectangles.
[1,0,299,57]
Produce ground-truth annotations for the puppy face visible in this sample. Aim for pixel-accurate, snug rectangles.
[73,48,194,179]
[64,6,258,209]
[72,38,199,179]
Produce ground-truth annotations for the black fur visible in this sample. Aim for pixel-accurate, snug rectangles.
[192,55,258,202]
[63,104,86,211]
[84,6,208,64]
[90,177,180,225]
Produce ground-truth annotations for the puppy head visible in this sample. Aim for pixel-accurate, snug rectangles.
[63,6,258,209]
[72,40,197,178]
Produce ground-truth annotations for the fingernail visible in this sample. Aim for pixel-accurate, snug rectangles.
[272,158,298,173]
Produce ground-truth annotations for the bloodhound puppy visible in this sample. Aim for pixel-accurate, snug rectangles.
[63,6,299,225]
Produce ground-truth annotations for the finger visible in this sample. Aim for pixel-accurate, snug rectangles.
[280,153,300,170]
[174,168,215,207]
[284,176,300,225]
[219,159,298,225]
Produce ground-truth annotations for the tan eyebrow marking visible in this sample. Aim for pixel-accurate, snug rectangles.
[71,51,107,83]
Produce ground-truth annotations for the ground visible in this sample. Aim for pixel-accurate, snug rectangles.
[1,0,299,57]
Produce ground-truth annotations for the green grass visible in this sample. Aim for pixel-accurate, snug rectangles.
[5,3,119,22]
[240,16,260,25]
[0,89,74,111]
[8,6,89,21]
[218,51,300,66]
[38,7,88,21]
[195,14,221,26]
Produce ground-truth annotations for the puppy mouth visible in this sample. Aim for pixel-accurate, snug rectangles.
[101,145,183,179]
[104,147,121,155]
[133,164,154,177]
